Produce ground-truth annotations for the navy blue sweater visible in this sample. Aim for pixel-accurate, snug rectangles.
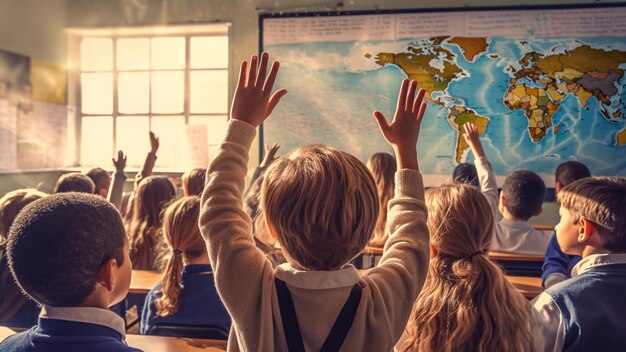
[140,264,231,335]
[0,318,141,352]
[542,234,582,285]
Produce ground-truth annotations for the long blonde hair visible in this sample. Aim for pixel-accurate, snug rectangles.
[181,168,206,197]
[401,184,534,352]
[128,176,175,270]
[155,196,205,317]
[366,152,395,247]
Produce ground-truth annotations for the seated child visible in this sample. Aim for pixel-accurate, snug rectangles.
[181,168,206,197]
[493,170,552,255]
[140,196,230,335]
[86,167,112,198]
[366,152,396,248]
[127,176,176,271]
[200,53,429,350]
[397,184,534,351]
[461,122,498,216]
[0,193,139,352]
[533,177,626,350]
[452,163,478,186]
[0,189,47,328]
[54,172,95,193]
[541,160,590,288]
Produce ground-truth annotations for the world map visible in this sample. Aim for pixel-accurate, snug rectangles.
[263,13,626,178]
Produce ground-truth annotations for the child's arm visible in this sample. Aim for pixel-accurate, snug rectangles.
[243,143,280,219]
[368,79,430,340]
[463,122,498,216]
[108,150,127,209]
[135,132,159,187]
[199,53,287,319]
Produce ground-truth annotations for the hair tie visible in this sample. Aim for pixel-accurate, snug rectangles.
[467,250,486,259]
[173,249,183,255]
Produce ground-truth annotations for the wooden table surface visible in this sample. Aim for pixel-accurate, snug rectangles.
[488,251,544,262]
[129,270,161,294]
[0,326,227,351]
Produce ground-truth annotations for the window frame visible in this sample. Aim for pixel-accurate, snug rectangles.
[67,23,231,170]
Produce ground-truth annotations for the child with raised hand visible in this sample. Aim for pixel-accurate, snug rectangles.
[128,176,176,271]
[397,184,535,352]
[462,122,498,216]
[0,189,47,328]
[200,53,429,351]
[366,152,396,248]
[140,196,230,335]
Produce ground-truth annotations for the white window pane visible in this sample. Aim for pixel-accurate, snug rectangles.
[152,71,184,113]
[190,70,228,114]
[151,116,185,167]
[81,116,113,167]
[119,72,149,114]
[116,116,150,167]
[190,36,228,69]
[189,115,228,146]
[81,38,112,71]
[151,37,185,69]
[117,38,149,70]
[81,73,113,114]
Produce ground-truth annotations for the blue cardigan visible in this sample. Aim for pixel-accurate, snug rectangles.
[0,318,141,352]
[140,264,231,335]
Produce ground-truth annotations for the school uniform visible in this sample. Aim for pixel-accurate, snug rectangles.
[541,234,582,288]
[140,264,231,335]
[199,119,430,351]
[533,253,626,351]
[0,306,141,352]
[493,219,553,255]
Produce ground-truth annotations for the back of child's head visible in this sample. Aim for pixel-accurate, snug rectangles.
[502,170,546,220]
[54,172,95,194]
[452,163,479,187]
[259,145,378,270]
[0,189,47,239]
[6,192,126,306]
[129,176,176,269]
[401,184,533,351]
[156,196,204,317]
[555,160,591,188]
[181,168,206,197]
[86,167,112,195]
[558,177,626,253]
[366,152,396,247]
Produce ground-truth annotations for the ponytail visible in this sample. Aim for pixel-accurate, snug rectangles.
[155,250,184,317]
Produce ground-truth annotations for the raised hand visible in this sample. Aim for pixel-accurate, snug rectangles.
[373,79,427,170]
[462,122,485,158]
[260,142,280,167]
[231,53,288,127]
[149,131,159,154]
[112,150,127,173]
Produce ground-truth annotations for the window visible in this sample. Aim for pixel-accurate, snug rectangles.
[69,24,230,169]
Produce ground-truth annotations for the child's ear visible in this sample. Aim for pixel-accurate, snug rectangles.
[96,258,117,292]
[97,188,108,197]
[429,243,438,259]
[555,182,562,193]
[577,218,594,244]
[266,216,278,240]
[498,193,506,213]
[534,206,543,217]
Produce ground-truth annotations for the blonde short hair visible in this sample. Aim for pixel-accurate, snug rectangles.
[259,145,378,270]
[558,176,626,253]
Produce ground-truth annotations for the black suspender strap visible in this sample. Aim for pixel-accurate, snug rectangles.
[275,278,306,352]
[275,278,363,352]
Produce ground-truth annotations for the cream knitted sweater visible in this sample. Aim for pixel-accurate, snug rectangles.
[200,119,430,351]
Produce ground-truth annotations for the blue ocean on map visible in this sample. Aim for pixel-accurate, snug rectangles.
[264,37,626,179]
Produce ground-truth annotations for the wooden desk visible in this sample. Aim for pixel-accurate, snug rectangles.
[127,334,226,351]
[357,270,543,299]
[488,251,544,262]
[129,270,161,295]
[0,327,226,351]
[532,224,555,231]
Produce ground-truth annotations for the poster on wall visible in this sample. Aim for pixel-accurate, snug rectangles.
[260,4,626,183]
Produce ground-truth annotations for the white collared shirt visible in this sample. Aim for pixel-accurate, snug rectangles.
[274,263,360,290]
[40,306,127,339]
[493,218,553,255]
[531,253,626,351]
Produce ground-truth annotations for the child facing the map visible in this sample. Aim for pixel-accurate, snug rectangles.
[200,53,430,351]
[493,170,552,255]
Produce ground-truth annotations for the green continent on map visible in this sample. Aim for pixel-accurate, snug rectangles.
[617,128,626,147]
[506,45,626,141]
[447,105,490,162]
[374,38,463,98]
